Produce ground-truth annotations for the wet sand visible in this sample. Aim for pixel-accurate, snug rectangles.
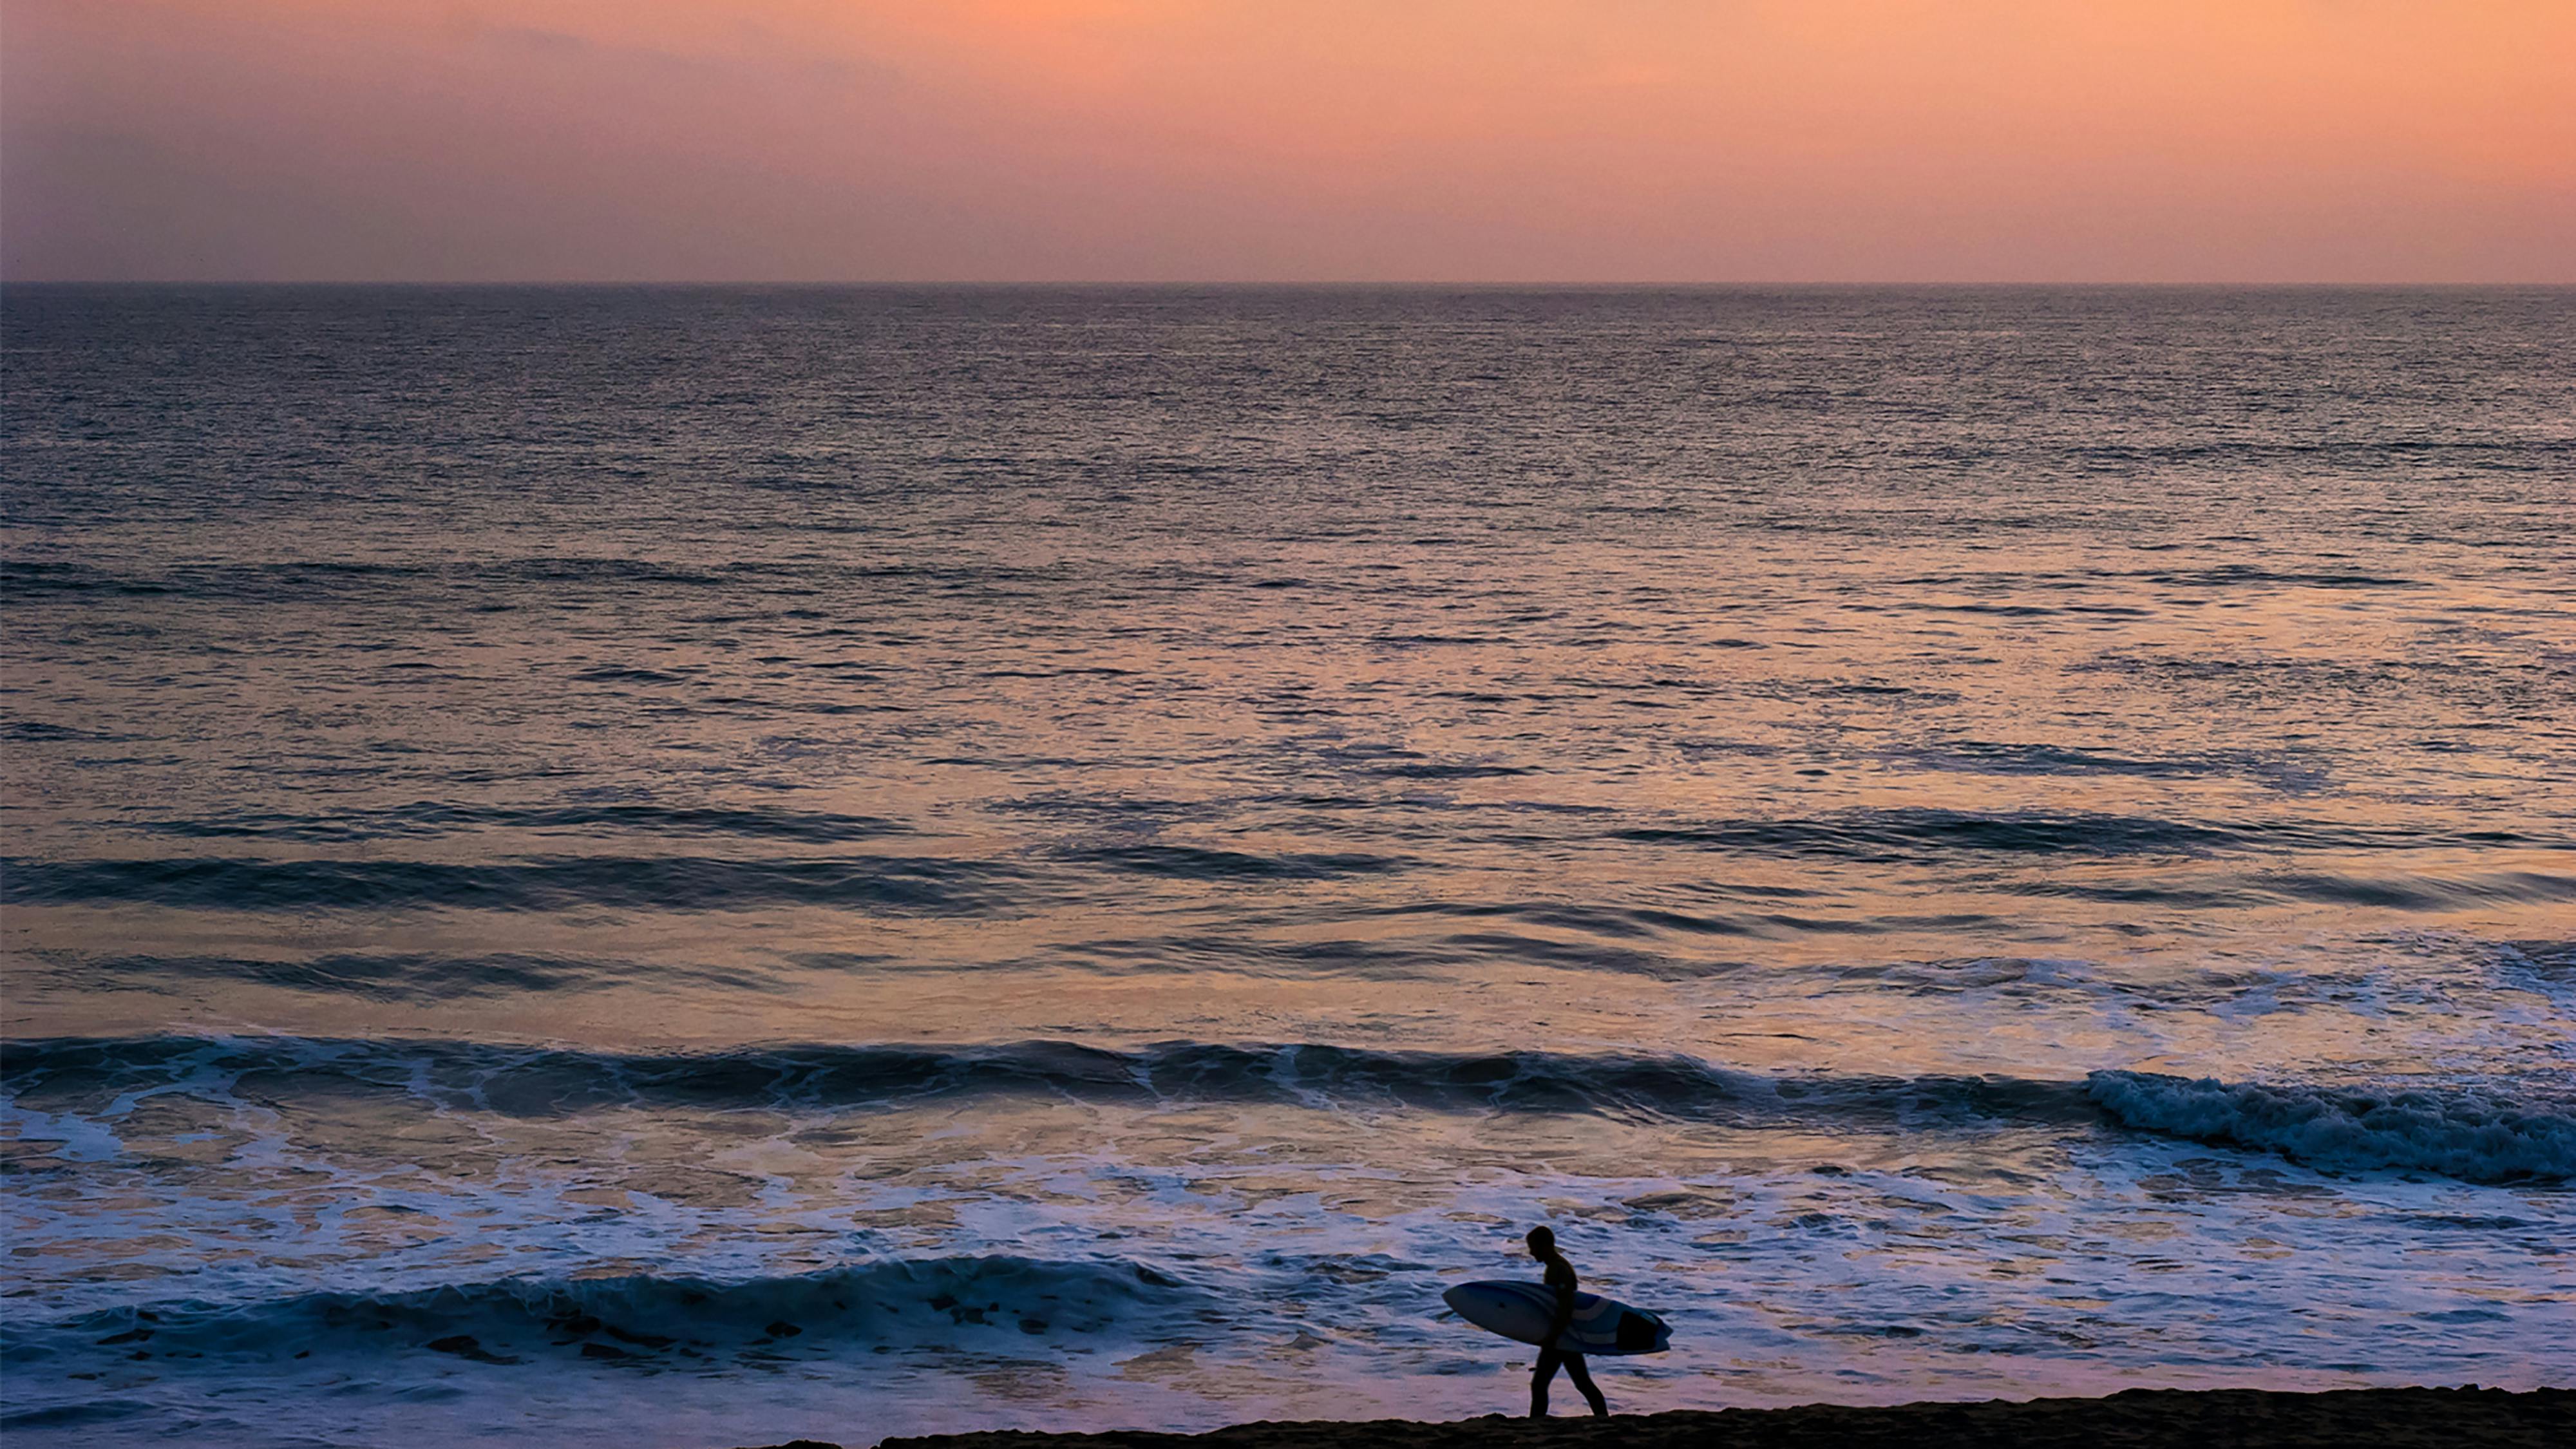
[747,1386,2568,1449]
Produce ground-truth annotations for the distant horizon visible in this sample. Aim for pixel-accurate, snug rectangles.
[10,278,2575,290]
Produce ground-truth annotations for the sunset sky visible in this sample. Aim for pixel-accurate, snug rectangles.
[5,0,2571,282]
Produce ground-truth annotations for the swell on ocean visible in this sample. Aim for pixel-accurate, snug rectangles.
[5,285,2572,1445]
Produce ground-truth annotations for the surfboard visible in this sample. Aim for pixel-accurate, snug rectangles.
[1441,1280,1671,1355]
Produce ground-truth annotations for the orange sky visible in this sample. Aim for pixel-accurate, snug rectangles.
[5,0,2571,281]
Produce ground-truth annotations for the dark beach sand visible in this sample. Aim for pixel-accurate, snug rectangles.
[748,1387,2569,1449]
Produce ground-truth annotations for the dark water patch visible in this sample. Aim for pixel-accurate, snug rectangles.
[0,1035,2100,1131]
[1998,880,2262,907]
[1888,741,2185,777]
[1436,932,1716,980]
[1824,956,2101,996]
[2257,871,2576,910]
[989,793,1221,826]
[133,802,912,844]
[1618,810,2233,860]
[1492,902,2006,940]
[1370,633,1498,648]
[2074,650,2576,715]
[2023,871,2574,914]
[1364,762,1533,781]
[1043,929,1719,981]
[0,1400,155,1430]
[1882,740,2326,790]
[1249,790,1612,820]
[0,556,806,606]
[1251,792,1381,811]
[1884,601,2061,617]
[570,666,694,685]
[1057,844,1408,881]
[0,854,1025,914]
[1045,933,1455,980]
[776,951,905,976]
[2130,565,2424,590]
[1615,808,2541,862]
[2392,1214,2536,1231]
[1812,681,1938,699]
[1353,898,1836,951]
[44,951,778,1001]
[426,557,801,591]
[0,551,386,598]
[0,720,122,743]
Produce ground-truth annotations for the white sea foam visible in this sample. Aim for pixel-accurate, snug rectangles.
[2086,1070,2576,1183]
[5,1256,1205,1370]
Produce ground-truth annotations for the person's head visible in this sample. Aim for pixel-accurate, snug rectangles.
[1525,1225,1555,1260]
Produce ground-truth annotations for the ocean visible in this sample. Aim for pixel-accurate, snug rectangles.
[3,285,2571,1446]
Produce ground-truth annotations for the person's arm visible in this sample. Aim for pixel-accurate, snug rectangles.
[1545,1265,1576,1344]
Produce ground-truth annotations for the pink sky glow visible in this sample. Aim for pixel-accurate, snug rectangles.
[3,0,2571,282]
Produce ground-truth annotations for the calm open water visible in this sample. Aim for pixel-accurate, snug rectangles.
[3,286,2573,1446]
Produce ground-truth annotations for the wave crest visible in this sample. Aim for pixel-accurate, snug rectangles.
[1,1035,2096,1126]
[15,1037,2566,1186]
[6,1257,1205,1368]
[2087,1070,2576,1184]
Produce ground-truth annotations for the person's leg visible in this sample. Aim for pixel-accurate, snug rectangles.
[1529,1348,1564,1417]
[1564,1352,1607,1416]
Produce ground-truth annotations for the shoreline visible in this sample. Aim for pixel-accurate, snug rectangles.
[744,1387,2568,1449]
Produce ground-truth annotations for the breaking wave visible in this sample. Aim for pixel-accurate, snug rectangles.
[0,854,1032,915]
[1,1034,2094,1126]
[2087,1070,2576,1184]
[14,1038,2568,1186]
[2,1256,1208,1370]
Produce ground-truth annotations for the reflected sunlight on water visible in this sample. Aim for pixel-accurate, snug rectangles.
[3,286,2571,1445]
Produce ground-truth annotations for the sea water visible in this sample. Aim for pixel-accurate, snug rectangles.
[2,286,2571,1446]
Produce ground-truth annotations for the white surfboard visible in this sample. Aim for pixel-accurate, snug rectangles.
[1441,1280,1671,1355]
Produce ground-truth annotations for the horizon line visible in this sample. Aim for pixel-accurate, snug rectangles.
[8,278,2573,290]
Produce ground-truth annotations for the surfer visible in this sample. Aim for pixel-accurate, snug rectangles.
[1524,1225,1609,1417]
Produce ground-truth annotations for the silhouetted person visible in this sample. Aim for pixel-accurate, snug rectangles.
[1525,1225,1608,1417]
